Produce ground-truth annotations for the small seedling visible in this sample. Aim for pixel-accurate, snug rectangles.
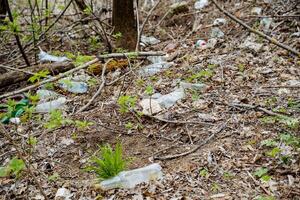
[28,70,50,83]
[254,167,271,182]
[0,157,25,178]
[48,172,60,182]
[44,110,73,130]
[199,168,209,178]
[117,95,137,113]
[74,120,93,130]
[86,142,128,180]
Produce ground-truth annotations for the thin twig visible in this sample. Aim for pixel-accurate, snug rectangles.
[77,59,111,113]
[136,0,161,51]
[0,125,49,200]
[154,123,227,160]
[146,114,215,126]
[229,102,284,117]
[211,0,300,57]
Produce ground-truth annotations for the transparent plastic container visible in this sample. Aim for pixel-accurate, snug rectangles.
[99,163,163,190]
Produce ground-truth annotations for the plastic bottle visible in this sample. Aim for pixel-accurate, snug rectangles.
[99,163,163,190]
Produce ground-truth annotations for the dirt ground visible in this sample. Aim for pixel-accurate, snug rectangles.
[0,0,299,199]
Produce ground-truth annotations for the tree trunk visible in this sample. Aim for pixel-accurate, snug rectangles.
[0,0,7,24]
[112,0,137,51]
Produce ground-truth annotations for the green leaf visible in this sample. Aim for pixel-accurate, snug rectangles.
[254,167,268,178]
[266,147,281,158]
[0,167,10,177]
[9,157,25,176]
[261,139,277,147]
[261,175,271,182]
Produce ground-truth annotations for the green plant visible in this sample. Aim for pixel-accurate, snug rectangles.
[261,139,277,147]
[254,167,271,182]
[260,115,299,129]
[28,70,50,83]
[199,168,209,178]
[265,147,281,158]
[73,54,94,66]
[211,182,220,192]
[186,69,214,83]
[74,120,93,130]
[0,157,25,178]
[255,195,275,200]
[48,172,60,182]
[280,133,300,148]
[117,95,137,113]
[125,122,134,130]
[44,110,73,130]
[145,85,154,96]
[112,32,122,39]
[28,136,37,147]
[86,142,128,180]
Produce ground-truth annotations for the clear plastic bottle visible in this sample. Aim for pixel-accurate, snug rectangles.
[99,163,163,190]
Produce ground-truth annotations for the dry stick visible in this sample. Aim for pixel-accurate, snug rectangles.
[147,114,215,126]
[211,0,300,57]
[154,123,227,160]
[229,102,284,117]
[0,51,164,100]
[0,125,49,200]
[136,0,161,51]
[77,59,111,113]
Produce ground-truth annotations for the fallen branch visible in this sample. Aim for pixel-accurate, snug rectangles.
[0,62,74,89]
[211,0,300,57]
[154,123,227,160]
[0,51,165,100]
[77,59,111,113]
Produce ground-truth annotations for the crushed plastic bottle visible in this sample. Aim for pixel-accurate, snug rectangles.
[141,35,161,45]
[99,163,163,190]
[194,0,209,10]
[38,48,69,63]
[213,18,227,26]
[139,62,173,76]
[35,97,67,113]
[37,89,60,101]
[260,18,273,32]
[211,27,224,38]
[156,87,185,109]
[251,7,262,15]
[58,78,88,94]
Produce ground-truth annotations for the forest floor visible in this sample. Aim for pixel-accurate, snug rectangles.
[0,0,299,199]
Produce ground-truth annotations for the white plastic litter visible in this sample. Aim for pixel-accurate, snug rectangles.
[194,0,209,10]
[251,7,262,15]
[38,48,69,63]
[240,36,263,53]
[291,32,300,37]
[37,89,60,101]
[147,56,166,64]
[156,88,185,109]
[35,97,67,113]
[207,38,218,48]
[213,18,226,26]
[211,27,224,38]
[58,78,88,94]
[55,188,73,200]
[139,62,173,76]
[99,163,163,190]
[141,35,160,45]
[260,18,273,32]
[10,117,21,125]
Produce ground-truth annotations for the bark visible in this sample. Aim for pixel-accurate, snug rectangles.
[112,0,137,51]
[0,62,74,89]
[0,0,7,24]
